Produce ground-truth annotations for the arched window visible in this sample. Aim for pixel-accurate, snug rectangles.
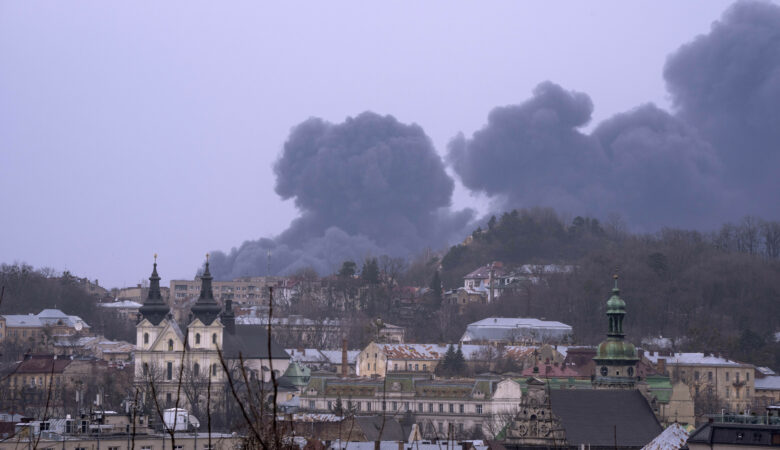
[168,339,174,351]
[193,363,200,377]
[195,333,201,344]
[143,333,149,344]
[212,333,217,344]
[211,364,218,376]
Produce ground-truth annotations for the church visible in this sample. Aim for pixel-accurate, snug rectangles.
[134,256,290,411]
[500,276,663,449]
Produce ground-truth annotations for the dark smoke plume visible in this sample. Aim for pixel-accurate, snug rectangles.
[210,112,473,279]
[448,84,722,229]
[664,0,780,208]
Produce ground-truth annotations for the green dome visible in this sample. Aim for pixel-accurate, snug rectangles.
[595,338,639,362]
[606,290,626,314]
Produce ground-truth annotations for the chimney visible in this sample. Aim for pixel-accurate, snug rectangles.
[342,339,348,377]
[488,263,495,303]
[657,358,666,375]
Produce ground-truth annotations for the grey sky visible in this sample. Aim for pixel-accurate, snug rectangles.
[0,1,741,287]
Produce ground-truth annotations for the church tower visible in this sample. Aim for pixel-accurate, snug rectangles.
[136,255,171,351]
[593,275,639,389]
[187,254,224,352]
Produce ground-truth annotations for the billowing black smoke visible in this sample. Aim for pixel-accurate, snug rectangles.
[450,0,779,229]
[211,0,780,278]
[664,0,780,208]
[210,112,473,279]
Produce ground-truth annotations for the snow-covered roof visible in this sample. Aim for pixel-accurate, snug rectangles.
[286,349,360,365]
[376,343,534,361]
[460,317,572,343]
[644,352,752,367]
[755,376,780,391]
[98,300,142,308]
[2,310,90,329]
[641,423,689,450]
[757,366,777,376]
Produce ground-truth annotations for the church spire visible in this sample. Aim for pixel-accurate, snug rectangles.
[138,254,170,326]
[593,274,639,389]
[190,254,222,325]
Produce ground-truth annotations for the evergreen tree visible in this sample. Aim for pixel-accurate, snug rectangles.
[453,345,467,375]
[361,258,380,284]
[438,344,457,376]
[429,270,443,302]
[338,261,357,278]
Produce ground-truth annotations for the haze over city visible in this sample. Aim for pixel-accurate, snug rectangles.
[2,0,779,287]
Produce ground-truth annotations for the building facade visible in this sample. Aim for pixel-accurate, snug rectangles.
[134,258,290,410]
[300,372,522,439]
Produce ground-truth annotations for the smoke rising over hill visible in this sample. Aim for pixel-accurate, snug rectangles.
[211,0,780,278]
[209,113,474,279]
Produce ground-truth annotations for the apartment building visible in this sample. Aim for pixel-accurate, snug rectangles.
[645,351,756,412]
[169,276,293,305]
[300,372,522,439]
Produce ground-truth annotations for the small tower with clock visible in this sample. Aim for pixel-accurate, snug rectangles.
[592,275,639,389]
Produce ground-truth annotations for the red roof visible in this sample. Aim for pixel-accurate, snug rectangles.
[12,355,71,374]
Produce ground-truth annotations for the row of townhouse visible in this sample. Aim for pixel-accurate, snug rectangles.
[300,372,522,439]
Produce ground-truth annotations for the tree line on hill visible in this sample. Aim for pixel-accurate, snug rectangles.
[433,208,780,370]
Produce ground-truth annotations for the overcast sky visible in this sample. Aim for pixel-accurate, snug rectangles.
[0,1,743,287]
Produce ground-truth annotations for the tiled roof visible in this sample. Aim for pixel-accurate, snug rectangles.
[550,390,662,447]
[222,325,289,360]
[11,355,72,374]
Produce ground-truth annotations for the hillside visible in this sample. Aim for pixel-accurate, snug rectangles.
[437,209,780,370]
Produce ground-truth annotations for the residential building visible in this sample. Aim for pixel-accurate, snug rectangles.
[169,275,294,306]
[460,317,572,345]
[52,335,134,362]
[644,351,756,412]
[754,375,780,411]
[0,309,90,346]
[97,299,143,320]
[687,422,780,449]
[356,342,552,377]
[300,372,522,439]
[287,348,360,374]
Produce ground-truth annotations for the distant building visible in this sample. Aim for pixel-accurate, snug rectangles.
[754,375,780,411]
[460,317,572,345]
[169,275,295,306]
[300,372,523,439]
[97,299,142,320]
[355,342,560,377]
[447,262,574,308]
[687,421,780,449]
[0,309,89,346]
[644,351,756,412]
[287,348,360,375]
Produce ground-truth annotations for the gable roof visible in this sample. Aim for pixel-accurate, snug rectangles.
[549,389,662,447]
[12,355,72,374]
[222,325,290,360]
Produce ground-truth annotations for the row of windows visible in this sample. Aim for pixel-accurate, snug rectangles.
[142,333,217,347]
[311,399,483,415]
[690,370,751,383]
[142,362,219,380]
